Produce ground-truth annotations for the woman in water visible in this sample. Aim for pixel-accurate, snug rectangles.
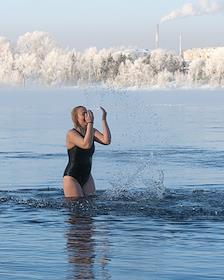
[63,106,111,198]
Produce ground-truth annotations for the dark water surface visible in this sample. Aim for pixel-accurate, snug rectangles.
[1,88,224,279]
[1,187,224,280]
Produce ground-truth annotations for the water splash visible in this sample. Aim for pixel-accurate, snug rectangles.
[1,187,224,220]
[104,155,165,201]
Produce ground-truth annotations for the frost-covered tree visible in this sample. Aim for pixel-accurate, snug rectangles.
[188,59,206,85]
[40,49,72,86]
[13,31,58,85]
[205,48,224,85]
[77,47,100,84]
[14,53,38,85]
[0,37,15,84]
[149,49,180,75]
[16,31,56,59]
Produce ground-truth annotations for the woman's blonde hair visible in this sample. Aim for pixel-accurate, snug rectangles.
[71,106,84,128]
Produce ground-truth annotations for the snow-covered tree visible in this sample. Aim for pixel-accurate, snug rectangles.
[188,59,206,85]
[16,31,56,59]
[0,37,15,84]
[205,48,224,85]
[40,49,72,86]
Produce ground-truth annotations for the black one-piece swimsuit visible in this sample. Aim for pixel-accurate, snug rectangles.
[63,129,95,187]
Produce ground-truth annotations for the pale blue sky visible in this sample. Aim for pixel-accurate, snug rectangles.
[0,0,223,52]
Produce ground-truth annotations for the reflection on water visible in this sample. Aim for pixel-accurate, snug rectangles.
[66,216,95,279]
[66,215,110,280]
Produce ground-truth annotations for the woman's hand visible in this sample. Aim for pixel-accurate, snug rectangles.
[100,106,107,121]
[85,110,94,123]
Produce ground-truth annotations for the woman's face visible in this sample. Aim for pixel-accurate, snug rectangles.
[77,107,87,128]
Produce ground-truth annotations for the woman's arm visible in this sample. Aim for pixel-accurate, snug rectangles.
[67,110,94,149]
[94,107,111,145]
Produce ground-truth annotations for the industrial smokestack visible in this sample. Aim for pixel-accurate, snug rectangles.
[179,33,183,57]
[155,24,160,49]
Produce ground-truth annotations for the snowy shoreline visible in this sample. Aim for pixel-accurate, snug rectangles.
[1,31,224,88]
[0,83,224,92]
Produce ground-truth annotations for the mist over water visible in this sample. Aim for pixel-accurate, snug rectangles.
[1,88,224,279]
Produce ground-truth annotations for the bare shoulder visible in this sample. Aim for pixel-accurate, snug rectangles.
[67,129,74,135]
[67,128,84,142]
[66,129,77,141]
[66,129,72,139]
[67,128,80,137]
[66,129,80,149]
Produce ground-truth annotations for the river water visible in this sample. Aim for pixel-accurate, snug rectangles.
[0,87,224,279]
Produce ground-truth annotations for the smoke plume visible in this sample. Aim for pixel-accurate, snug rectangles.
[161,0,223,22]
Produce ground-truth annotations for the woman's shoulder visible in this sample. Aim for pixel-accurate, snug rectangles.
[67,128,74,135]
[67,128,84,138]
[67,128,77,138]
